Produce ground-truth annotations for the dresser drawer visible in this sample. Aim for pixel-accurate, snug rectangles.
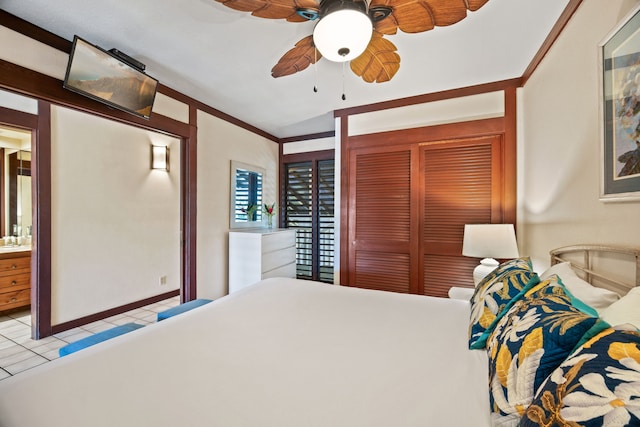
[262,261,296,279]
[262,245,297,274]
[0,256,30,276]
[0,272,30,291]
[262,230,295,253]
[0,288,30,311]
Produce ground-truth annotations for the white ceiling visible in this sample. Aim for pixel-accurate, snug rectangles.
[2,0,570,138]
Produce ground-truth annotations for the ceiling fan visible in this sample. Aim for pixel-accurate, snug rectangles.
[214,0,489,83]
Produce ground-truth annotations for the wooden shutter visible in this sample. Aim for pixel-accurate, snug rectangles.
[285,162,313,279]
[421,136,503,296]
[318,159,335,282]
[349,146,416,293]
[284,157,335,283]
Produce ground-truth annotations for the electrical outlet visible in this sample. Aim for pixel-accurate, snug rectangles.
[159,275,167,286]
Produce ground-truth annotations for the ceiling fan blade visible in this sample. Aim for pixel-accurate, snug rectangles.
[271,35,321,78]
[370,0,489,35]
[214,0,319,22]
[467,0,489,12]
[350,32,400,83]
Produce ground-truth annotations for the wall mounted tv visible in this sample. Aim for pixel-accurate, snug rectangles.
[63,36,158,120]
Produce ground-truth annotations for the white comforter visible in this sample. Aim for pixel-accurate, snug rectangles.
[0,278,489,427]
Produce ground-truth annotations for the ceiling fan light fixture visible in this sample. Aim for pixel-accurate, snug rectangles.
[313,8,372,62]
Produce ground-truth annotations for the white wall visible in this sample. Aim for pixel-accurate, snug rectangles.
[0,26,280,323]
[50,106,181,323]
[348,91,505,136]
[196,111,279,299]
[519,0,640,272]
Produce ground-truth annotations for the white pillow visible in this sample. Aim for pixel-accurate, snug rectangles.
[600,287,640,328]
[540,262,620,313]
[448,286,475,301]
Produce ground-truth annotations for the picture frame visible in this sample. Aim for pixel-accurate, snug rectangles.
[600,5,640,202]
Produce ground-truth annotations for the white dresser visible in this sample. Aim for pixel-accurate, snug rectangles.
[228,228,297,293]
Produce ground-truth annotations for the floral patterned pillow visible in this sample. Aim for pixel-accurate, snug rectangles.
[486,275,599,426]
[468,257,538,349]
[520,325,640,427]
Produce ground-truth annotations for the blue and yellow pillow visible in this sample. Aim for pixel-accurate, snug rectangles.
[468,257,538,349]
[520,325,640,427]
[486,275,599,425]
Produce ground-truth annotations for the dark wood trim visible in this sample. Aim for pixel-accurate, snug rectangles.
[521,0,584,86]
[503,86,518,225]
[278,141,285,226]
[282,149,335,163]
[279,131,336,144]
[50,289,180,334]
[348,117,505,149]
[182,106,198,303]
[339,117,349,285]
[190,98,278,143]
[33,100,52,339]
[334,78,521,118]
[157,84,196,108]
[0,10,72,53]
[0,106,39,129]
[0,60,190,138]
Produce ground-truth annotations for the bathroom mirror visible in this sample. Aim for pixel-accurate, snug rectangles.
[8,150,32,240]
[229,161,264,229]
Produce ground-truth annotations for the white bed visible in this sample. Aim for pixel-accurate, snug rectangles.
[0,278,490,427]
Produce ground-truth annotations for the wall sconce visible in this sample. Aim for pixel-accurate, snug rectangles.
[151,145,169,171]
[462,224,519,286]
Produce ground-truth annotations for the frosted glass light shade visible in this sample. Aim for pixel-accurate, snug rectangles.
[313,9,372,62]
[151,145,169,171]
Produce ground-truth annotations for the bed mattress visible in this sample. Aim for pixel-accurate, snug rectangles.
[0,278,489,426]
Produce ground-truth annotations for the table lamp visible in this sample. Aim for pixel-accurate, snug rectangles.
[462,224,519,286]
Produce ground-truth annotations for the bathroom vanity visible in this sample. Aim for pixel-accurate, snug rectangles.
[0,248,31,312]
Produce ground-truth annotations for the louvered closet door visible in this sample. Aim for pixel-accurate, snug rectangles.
[421,135,503,297]
[348,145,418,293]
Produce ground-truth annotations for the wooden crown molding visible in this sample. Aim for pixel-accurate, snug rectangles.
[0,10,279,143]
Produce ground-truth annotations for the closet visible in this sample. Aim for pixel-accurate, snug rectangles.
[342,116,516,297]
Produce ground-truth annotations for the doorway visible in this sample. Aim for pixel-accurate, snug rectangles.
[0,125,34,316]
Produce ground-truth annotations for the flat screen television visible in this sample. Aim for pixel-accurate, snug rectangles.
[63,36,158,119]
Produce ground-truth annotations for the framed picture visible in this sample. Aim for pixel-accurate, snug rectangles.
[600,6,640,202]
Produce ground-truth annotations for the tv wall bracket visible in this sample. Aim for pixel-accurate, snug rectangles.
[108,48,146,72]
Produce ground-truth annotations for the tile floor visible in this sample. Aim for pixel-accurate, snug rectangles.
[0,296,180,381]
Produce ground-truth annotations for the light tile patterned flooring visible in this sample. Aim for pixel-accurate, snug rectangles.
[0,296,180,381]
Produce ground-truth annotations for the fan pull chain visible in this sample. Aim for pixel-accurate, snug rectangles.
[313,48,318,93]
[341,62,347,101]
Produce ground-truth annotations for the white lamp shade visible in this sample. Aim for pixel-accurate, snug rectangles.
[462,224,519,286]
[313,9,372,62]
[462,224,519,259]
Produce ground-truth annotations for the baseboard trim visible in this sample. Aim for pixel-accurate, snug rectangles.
[50,289,180,336]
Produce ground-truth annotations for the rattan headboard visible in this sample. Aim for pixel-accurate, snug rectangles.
[550,244,640,295]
